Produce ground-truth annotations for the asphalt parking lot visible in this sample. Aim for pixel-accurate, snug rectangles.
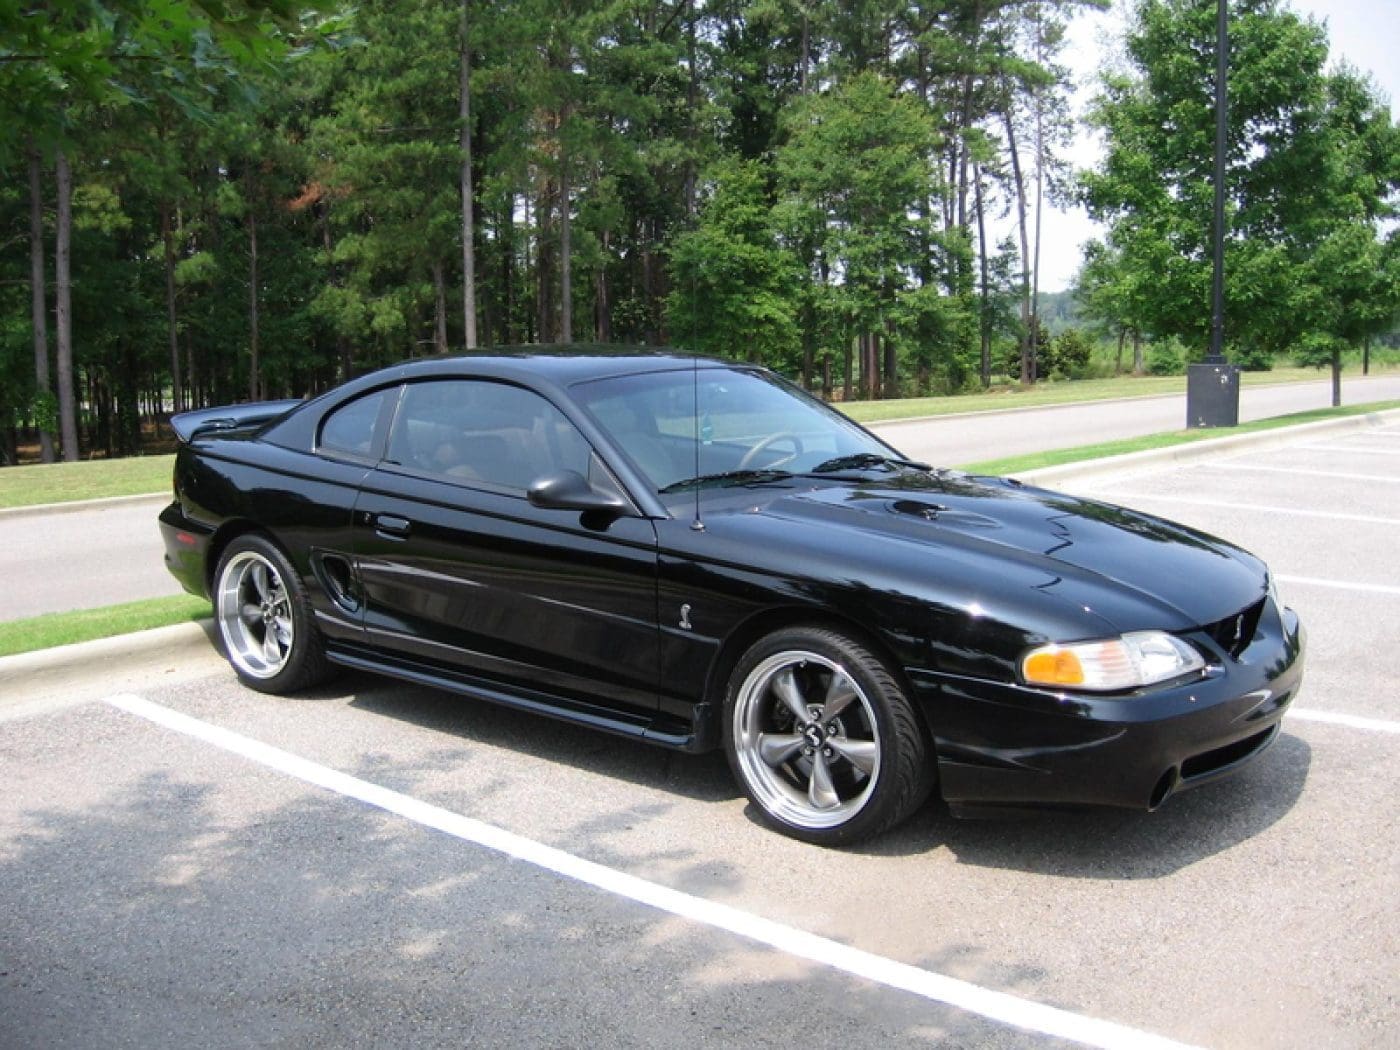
[3,419,1397,1049]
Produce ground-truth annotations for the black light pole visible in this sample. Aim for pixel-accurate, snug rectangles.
[1187,0,1241,427]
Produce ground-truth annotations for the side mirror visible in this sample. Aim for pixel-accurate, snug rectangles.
[527,470,629,516]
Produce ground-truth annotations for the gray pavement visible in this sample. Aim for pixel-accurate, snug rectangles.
[3,374,1398,622]
[3,416,1399,1048]
[877,372,1400,468]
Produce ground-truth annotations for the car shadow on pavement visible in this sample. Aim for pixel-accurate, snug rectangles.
[859,732,1312,878]
[287,673,1310,877]
[338,673,741,806]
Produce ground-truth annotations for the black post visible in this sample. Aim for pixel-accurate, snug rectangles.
[1187,0,1241,427]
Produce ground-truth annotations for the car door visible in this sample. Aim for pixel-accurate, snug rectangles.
[352,377,661,718]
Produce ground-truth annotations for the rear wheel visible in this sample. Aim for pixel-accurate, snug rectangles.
[724,626,933,845]
[214,534,331,694]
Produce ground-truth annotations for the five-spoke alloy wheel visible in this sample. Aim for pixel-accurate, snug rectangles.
[724,626,933,845]
[214,534,330,694]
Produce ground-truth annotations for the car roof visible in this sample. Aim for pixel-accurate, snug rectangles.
[364,345,732,388]
[258,345,743,453]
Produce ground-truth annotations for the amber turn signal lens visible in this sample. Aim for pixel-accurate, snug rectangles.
[1022,648,1085,686]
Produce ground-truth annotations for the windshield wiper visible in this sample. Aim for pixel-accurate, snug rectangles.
[809,452,932,474]
[659,469,794,494]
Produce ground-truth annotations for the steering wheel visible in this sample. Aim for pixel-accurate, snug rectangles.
[738,432,804,471]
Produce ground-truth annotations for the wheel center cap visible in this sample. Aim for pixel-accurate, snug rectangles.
[803,724,826,748]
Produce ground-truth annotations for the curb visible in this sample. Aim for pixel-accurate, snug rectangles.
[0,620,219,712]
[0,491,168,521]
[1016,407,1400,488]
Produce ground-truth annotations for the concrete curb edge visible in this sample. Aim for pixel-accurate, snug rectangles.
[1015,407,1400,487]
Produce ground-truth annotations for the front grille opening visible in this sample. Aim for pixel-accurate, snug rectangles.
[1180,726,1276,782]
[1205,597,1267,659]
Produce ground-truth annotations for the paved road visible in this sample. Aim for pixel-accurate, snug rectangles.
[877,372,1400,468]
[3,374,1397,622]
[4,420,1398,1048]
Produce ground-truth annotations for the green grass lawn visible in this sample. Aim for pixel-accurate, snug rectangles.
[0,454,174,510]
[838,363,1398,424]
[961,400,1400,475]
[0,594,210,658]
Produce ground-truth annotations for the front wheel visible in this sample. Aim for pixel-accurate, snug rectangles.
[724,626,934,845]
[214,534,331,695]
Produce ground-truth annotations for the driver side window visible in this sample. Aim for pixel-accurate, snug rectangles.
[385,380,591,491]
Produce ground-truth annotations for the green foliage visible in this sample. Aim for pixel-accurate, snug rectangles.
[1079,0,1399,369]
[7,0,1391,465]
[668,159,799,365]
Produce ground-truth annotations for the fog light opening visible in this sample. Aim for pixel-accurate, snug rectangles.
[1148,768,1179,811]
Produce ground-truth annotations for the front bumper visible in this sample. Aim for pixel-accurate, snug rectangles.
[911,604,1305,813]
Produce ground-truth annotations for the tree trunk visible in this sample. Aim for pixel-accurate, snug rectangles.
[595,229,612,343]
[1029,4,1045,386]
[162,202,184,413]
[973,161,991,389]
[1331,348,1341,408]
[55,150,79,462]
[1003,108,1032,385]
[559,137,573,343]
[842,337,853,402]
[1362,336,1370,376]
[432,259,449,354]
[248,204,260,401]
[459,1,479,349]
[503,195,517,343]
[684,2,698,219]
[883,320,898,398]
[28,145,55,463]
[535,186,553,343]
[247,204,261,397]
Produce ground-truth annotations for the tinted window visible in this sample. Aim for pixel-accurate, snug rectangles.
[385,380,592,491]
[573,367,890,490]
[320,389,391,458]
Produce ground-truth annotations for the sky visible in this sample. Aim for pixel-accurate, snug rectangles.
[1036,0,1400,292]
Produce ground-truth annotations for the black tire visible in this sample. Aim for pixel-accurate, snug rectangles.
[213,533,332,695]
[723,625,934,846]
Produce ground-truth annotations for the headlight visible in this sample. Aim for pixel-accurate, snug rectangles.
[1021,631,1205,692]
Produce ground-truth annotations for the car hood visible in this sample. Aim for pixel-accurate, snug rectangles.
[732,472,1266,633]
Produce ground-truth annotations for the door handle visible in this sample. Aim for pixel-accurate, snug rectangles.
[374,514,412,539]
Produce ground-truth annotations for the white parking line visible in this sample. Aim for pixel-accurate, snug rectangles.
[1289,709,1400,735]
[1207,464,1400,485]
[1276,574,1400,597]
[104,693,1198,1050]
[1105,493,1400,526]
[1298,444,1400,455]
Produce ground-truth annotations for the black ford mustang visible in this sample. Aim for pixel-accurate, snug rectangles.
[159,349,1304,844]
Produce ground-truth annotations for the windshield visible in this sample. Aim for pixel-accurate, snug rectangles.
[571,366,900,494]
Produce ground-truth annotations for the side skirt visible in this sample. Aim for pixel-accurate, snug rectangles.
[325,643,711,752]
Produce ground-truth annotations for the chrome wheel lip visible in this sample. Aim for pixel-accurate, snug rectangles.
[217,550,293,681]
[732,649,881,831]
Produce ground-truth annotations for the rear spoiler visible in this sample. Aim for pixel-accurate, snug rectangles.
[170,400,304,443]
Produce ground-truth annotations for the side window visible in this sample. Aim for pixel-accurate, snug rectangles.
[385,380,592,491]
[320,389,391,459]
